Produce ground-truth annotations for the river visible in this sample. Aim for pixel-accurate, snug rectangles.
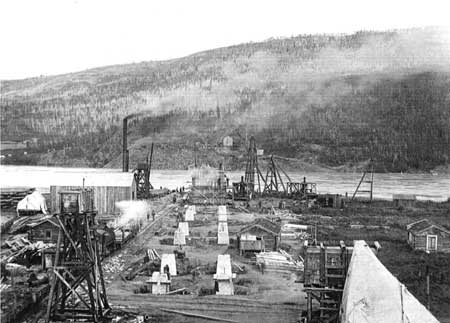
[0,165,449,202]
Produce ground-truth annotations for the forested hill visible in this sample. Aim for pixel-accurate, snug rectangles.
[1,27,450,172]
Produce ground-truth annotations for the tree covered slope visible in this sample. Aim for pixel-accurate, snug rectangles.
[1,27,449,171]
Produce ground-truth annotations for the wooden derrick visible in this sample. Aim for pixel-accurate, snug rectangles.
[134,143,154,199]
[45,203,110,322]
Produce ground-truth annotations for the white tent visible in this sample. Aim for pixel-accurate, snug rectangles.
[340,240,439,323]
[16,191,48,214]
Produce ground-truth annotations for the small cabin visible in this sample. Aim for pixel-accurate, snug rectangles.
[237,218,281,255]
[407,219,450,253]
[28,218,59,244]
[393,194,416,208]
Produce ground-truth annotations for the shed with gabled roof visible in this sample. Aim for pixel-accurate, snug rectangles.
[237,218,281,254]
[27,217,60,244]
[407,219,450,253]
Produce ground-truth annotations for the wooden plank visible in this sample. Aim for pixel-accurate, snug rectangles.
[160,308,241,323]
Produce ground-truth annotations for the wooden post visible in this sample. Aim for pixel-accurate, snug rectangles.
[46,228,62,323]
[426,264,430,310]
[307,291,312,321]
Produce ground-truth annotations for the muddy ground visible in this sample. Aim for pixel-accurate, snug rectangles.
[103,194,305,323]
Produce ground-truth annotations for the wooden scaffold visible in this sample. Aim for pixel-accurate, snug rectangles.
[45,194,110,322]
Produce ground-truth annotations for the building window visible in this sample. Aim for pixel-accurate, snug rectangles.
[45,230,52,239]
[426,235,437,251]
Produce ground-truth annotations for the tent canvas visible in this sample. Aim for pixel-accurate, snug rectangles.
[16,191,48,214]
[340,240,439,323]
[160,254,177,276]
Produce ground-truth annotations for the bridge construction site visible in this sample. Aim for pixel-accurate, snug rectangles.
[1,130,449,323]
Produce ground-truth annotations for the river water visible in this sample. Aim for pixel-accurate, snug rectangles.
[0,165,449,202]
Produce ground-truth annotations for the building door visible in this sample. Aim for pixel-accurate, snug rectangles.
[426,235,437,251]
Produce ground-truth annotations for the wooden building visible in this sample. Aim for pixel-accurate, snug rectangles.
[49,173,136,216]
[237,218,281,254]
[393,194,416,207]
[28,218,59,244]
[303,241,380,323]
[407,219,450,253]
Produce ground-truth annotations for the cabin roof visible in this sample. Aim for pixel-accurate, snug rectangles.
[239,218,281,236]
[28,216,59,229]
[407,219,450,235]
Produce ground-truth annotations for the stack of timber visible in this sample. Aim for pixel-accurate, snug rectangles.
[256,250,304,274]
[1,188,35,209]
[0,234,55,263]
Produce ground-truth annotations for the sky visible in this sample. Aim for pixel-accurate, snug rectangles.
[0,0,449,80]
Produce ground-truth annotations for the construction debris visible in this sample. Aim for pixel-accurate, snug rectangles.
[1,188,35,210]
[256,250,304,274]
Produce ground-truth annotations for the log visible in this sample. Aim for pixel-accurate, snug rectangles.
[160,308,241,323]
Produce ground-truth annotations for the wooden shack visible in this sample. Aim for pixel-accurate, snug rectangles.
[393,194,416,207]
[237,218,281,254]
[49,173,136,216]
[28,218,59,244]
[303,241,380,323]
[407,219,450,253]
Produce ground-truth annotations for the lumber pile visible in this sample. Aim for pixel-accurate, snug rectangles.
[1,188,35,209]
[255,250,304,274]
[0,235,55,263]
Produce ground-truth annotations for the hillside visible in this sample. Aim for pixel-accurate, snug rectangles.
[1,27,450,172]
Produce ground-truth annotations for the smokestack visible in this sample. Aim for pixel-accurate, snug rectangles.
[123,118,129,172]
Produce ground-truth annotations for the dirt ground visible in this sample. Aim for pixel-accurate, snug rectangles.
[101,194,450,322]
[102,194,305,322]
